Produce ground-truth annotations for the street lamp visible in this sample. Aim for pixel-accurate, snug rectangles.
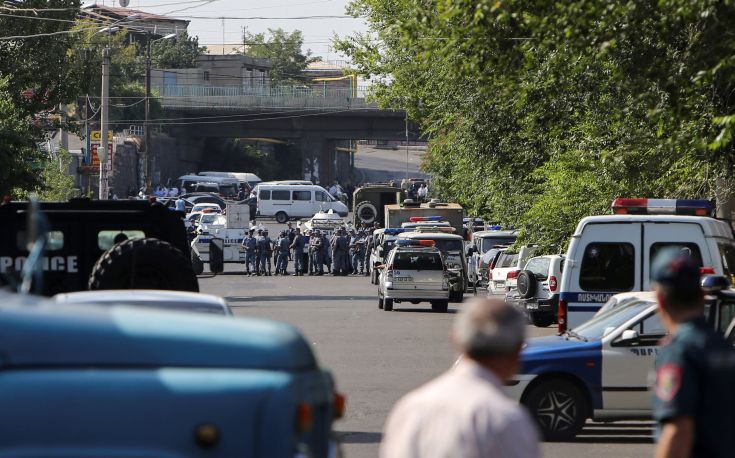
[144,32,177,193]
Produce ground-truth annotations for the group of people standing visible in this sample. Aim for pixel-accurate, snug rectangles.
[241,222,373,277]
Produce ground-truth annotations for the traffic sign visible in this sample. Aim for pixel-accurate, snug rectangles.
[90,130,112,142]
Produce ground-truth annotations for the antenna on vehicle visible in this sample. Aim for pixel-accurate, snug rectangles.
[20,196,49,295]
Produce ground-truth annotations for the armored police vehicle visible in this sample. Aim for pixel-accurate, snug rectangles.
[190,203,251,275]
[352,184,405,226]
[0,199,197,296]
[558,198,735,332]
[385,201,465,234]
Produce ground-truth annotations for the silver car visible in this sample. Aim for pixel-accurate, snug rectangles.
[377,242,451,312]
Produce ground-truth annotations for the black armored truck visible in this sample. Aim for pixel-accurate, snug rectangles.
[0,198,199,296]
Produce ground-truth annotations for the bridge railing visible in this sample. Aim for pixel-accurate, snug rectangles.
[154,84,376,110]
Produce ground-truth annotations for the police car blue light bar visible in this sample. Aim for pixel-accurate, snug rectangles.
[611,198,713,216]
[409,216,443,222]
[383,228,406,235]
[489,225,502,230]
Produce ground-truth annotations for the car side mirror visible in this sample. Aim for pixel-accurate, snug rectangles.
[618,329,639,344]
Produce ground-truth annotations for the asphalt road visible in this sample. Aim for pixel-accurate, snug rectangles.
[199,263,654,458]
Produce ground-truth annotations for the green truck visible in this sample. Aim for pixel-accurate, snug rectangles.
[352,184,406,226]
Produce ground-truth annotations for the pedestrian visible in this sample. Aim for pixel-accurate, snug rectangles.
[289,228,305,276]
[380,298,539,458]
[275,230,290,275]
[310,229,325,275]
[262,229,273,276]
[651,250,735,458]
[320,230,331,274]
[241,229,257,275]
[331,229,350,276]
[175,196,186,213]
[302,230,311,275]
[169,186,178,197]
[350,230,366,275]
[417,183,428,201]
[287,222,296,260]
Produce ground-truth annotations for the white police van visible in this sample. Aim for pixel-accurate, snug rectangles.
[559,199,735,332]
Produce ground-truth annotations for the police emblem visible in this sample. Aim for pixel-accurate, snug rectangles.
[655,363,682,402]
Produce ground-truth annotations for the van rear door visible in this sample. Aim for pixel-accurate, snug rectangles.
[564,223,641,329]
[642,222,708,290]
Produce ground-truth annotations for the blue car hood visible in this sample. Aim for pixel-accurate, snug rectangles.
[0,296,317,371]
[522,335,601,360]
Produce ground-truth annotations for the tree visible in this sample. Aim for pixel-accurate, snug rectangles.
[151,32,204,69]
[336,0,735,251]
[242,28,320,85]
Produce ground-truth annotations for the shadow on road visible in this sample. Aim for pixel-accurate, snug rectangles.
[561,422,654,444]
[336,431,383,444]
[391,307,459,314]
[227,295,377,302]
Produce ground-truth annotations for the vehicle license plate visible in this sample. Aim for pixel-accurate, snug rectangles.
[526,302,539,310]
[395,277,413,282]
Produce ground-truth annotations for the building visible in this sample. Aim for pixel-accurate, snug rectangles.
[150,55,272,91]
[79,3,190,41]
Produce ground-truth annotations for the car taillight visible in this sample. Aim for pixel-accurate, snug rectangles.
[333,392,346,419]
[549,276,557,292]
[507,270,520,280]
[558,299,567,333]
[296,402,312,433]
[700,266,715,275]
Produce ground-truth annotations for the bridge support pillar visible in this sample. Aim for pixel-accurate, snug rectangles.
[301,136,336,186]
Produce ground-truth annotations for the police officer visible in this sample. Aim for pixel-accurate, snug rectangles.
[320,230,331,274]
[286,222,296,261]
[350,230,366,275]
[262,229,273,276]
[289,228,305,276]
[254,229,266,276]
[275,230,290,275]
[241,228,257,275]
[309,229,325,275]
[332,229,350,276]
[652,249,735,458]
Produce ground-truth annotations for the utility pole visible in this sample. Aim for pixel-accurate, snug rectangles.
[145,31,152,193]
[405,110,409,180]
[99,47,111,200]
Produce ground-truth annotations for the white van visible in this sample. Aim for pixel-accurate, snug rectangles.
[559,198,735,332]
[198,171,262,189]
[256,184,348,223]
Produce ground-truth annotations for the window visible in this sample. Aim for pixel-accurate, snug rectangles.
[259,190,271,200]
[272,190,290,201]
[480,237,516,253]
[579,242,635,292]
[293,190,311,201]
[650,243,703,279]
[97,230,145,251]
[719,243,735,284]
[316,191,330,202]
[393,252,444,270]
[635,312,667,337]
[203,71,210,81]
[432,240,464,253]
[16,230,65,251]
[498,253,519,268]
[525,257,551,281]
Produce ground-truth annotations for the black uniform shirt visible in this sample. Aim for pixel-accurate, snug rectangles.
[653,317,735,458]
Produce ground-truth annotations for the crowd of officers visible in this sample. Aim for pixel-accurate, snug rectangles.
[240,222,374,277]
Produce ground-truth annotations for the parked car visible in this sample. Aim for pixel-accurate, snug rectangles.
[256,184,349,223]
[489,246,537,295]
[52,290,233,316]
[180,192,227,210]
[514,255,565,327]
[377,240,451,312]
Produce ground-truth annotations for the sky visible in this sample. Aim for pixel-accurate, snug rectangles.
[91,0,368,60]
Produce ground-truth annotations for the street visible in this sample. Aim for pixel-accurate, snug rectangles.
[200,265,654,458]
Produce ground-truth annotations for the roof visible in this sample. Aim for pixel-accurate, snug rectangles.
[80,4,189,26]
[386,203,463,210]
[472,230,518,238]
[575,215,734,239]
[398,232,463,240]
[53,290,226,305]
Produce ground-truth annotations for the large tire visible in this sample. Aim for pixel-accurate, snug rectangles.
[384,298,393,312]
[371,268,378,285]
[191,251,204,276]
[530,311,555,328]
[355,200,378,224]
[431,300,449,313]
[275,211,289,224]
[89,238,199,292]
[378,295,384,309]
[517,270,537,299]
[523,379,588,441]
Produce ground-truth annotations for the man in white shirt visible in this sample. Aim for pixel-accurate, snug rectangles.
[381,298,539,458]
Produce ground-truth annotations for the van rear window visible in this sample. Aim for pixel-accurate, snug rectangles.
[650,243,703,280]
[580,243,635,292]
[393,252,443,270]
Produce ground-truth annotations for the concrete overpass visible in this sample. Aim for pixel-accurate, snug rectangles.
[154,84,420,184]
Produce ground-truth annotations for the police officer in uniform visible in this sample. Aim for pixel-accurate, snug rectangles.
[320,230,331,274]
[241,229,257,275]
[310,229,325,275]
[275,230,290,275]
[350,230,366,275]
[652,250,735,458]
[262,229,273,276]
[332,229,350,276]
[289,228,305,276]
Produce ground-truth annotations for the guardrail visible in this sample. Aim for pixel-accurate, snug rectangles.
[154,84,376,110]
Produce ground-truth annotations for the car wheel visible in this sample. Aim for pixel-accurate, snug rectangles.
[523,379,588,441]
[378,295,384,309]
[275,211,289,224]
[191,251,204,276]
[530,312,555,328]
[431,300,449,313]
[384,298,393,312]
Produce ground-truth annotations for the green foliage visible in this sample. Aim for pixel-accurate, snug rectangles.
[0,78,42,195]
[337,0,735,251]
[14,148,76,201]
[151,32,204,69]
[242,28,320,85]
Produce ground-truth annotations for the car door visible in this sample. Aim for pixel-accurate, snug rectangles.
[601,307,665,412]
[642,223,708,291]
[565,223,642,329]
[291,190,313,217]
[314,190,331,214]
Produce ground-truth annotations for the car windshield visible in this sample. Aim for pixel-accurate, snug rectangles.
[572,300,655,341]
[480,237,516,253]
[432,239,464,253]
[200,214,219,224]
[393,252,443,270]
